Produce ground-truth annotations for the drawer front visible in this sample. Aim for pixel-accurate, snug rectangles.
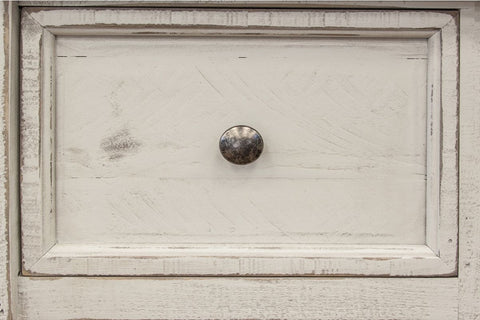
[20,8,458,276]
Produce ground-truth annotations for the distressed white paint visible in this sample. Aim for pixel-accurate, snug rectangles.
[458,3,480,319]
[435,15,459,272]
[55,36,428,245]
[17,277,459,320]
[20,11,55,272]
[29,244,454,276]
[28,8,453,29]
[0,2,20,319]
[0,3,9,319]
[12,0,480,9]
[0,2,476,320]
[19,8,459,277]
[6,4,20,320]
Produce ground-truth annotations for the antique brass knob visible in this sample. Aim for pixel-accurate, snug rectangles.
[219,125,264,165]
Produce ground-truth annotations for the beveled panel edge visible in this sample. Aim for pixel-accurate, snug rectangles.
[19,9,56,273]
[26,243,455,277]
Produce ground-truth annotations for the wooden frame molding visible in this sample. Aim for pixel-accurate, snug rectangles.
[19,8,458,277]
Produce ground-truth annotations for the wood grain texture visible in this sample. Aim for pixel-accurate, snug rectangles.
[29,244,454,276]
[19,8,458,276]
[28,8,453,30]
[458,3,480,319]
[17,277,459,320]
[0,2,476,320]
[425,31,441,257]
[55,36,428,246]
[6,3,20,320]
[19,11,56,272]
[15,0,476,9]
[0,2,20,319]
[0,3,9,319]
[436,13,459,273]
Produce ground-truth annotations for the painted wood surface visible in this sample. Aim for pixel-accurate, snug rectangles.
[31,243,456,276]
[19,8,459,276]
[17,277,459,320]
[0,2,20,320]
[14,0,480,8]
[55,35,428,246]
[0,1,476,320]
[18,8,459,276]
[430,12,458,276]
[28,8,453,29]
[0,3,9,319]
[458,3,480,319]
[20,10,55,273]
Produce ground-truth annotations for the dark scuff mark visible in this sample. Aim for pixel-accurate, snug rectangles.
[100,128,142,160]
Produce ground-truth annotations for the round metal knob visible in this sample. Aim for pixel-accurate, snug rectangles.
[219,125,264,165]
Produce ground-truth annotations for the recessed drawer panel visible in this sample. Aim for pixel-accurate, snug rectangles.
[56,36,426,245]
